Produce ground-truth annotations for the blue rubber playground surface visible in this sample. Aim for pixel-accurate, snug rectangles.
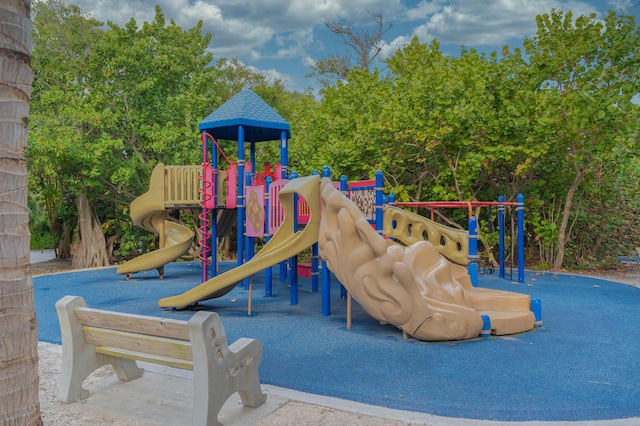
[34,262,640,422]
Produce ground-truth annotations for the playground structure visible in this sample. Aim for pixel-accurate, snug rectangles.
[115,164,236,279]
[120,89,540,341]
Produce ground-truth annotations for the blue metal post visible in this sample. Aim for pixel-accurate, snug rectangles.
[210,135,218,279]
[517,193,525,283]
[290,172,299,305]
[339,175,348,299]
[243,170,252,289]
[498,195,505,278]
[201,132,210,282]
[481,314,491,337]
[237,126,245,272]
[531,298,542,326]
[311,170,319,293]
[321,166,331,316]
[468,216,479,287]
[280,131,288,179]
[250,142,256,174]
[278,131,289,283]
[265,176,272,297]
[375,170,384,235]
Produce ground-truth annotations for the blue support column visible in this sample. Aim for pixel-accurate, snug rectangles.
[517,193,525,283]
[290,172,299,305]
[375,170,384,235]
[279,137,288,284]
[468,216,479,287]
[280,130,288,179]
[243,170,252,289]
[237,126,245,273]
[321,166,331,316]
[311,170,319,293]
[265,176,272,297]
[498,195,505,278]
[211,135,218,279]
[339,175,348,299]
[201,132,210,282]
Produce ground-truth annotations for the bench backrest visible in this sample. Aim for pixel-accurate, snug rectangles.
[74,306,194,367]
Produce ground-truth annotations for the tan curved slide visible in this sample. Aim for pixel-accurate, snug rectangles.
[117,165,194,278]
[158,175,321,308]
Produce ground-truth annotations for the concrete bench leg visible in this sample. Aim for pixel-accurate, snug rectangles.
[55,296,143,403]
[189,311,266,426]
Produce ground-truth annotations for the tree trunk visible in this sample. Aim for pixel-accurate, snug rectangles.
[0,0,42,424]
[552,169,586,270]
[70,193,110,269]
[56,220,73,259]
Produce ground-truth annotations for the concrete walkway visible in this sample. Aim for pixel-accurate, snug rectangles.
[31,249,56,263]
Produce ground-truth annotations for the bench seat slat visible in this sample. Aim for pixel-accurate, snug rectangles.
[83,326,193,362]
[96,346,194,370]
[75,307,190,340]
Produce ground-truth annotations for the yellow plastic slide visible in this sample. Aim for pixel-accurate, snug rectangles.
[117,165,194,278]
[158,175,321,308]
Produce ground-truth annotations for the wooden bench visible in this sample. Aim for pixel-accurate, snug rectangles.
[55,296,266,426]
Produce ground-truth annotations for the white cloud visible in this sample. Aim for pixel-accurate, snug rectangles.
[388,0,602,49]
[65,0,631,92]
[606,0,635,13]
[400,0,444,21]
[378,35,414,61]
[247,65,295,87]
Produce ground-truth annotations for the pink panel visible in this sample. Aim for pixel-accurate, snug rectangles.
[226,163,237,209]
[268,179,289,234]
[203,164,215,209]
[245,185,265,237]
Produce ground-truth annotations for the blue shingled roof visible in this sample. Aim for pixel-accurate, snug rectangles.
[199,89,291,142]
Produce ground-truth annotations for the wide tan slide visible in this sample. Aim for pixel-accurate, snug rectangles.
[158,175,321,308]
[318,178,535,341]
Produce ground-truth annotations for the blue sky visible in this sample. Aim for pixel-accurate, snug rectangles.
[68,0,639,93]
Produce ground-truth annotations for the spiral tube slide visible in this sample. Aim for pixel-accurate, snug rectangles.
[117,164,195,279]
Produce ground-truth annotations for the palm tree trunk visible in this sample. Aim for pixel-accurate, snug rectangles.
[0,0,42,424]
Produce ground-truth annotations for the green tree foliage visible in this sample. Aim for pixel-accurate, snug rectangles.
[523,10,640,269]
[305,10,639,270]
[27,3,639,271]
[29,2,219,264]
